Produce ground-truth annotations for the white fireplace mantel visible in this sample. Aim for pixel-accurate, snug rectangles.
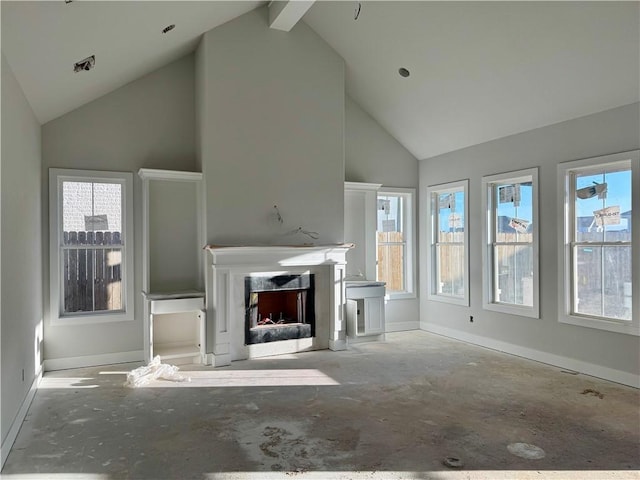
[205,244,353,366]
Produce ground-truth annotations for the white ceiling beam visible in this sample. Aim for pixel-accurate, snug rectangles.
[269,1,315,32]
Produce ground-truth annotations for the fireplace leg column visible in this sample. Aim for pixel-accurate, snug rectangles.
[328,262,347,351]
[207,265,232,367]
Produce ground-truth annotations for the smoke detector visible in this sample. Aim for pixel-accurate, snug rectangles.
[74,55,95,73]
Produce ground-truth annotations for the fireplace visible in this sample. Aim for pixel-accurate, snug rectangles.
[206,244,352,366]
[245,274,315,345]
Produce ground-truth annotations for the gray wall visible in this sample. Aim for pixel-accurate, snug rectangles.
[1,54,43,447]
[197,7,345,246]
[148,180,200,293]
[346,96,418,188]
[345,96,419,330]
[419,103,640,381]
[41,54,196,362]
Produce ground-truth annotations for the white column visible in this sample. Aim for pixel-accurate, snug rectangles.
[328,262,347,351]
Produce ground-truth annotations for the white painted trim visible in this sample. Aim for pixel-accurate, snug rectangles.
[49,169,134,325]
[1,367,42,469]
[422,323,640,388]
[481,167,540,318]
[44,350,143,372]
[344,181,383,191]
[426,179,470,306]
[138,168,203,182]
[377,187,416,299]
[557,150,639,336]
[386,321,419,333]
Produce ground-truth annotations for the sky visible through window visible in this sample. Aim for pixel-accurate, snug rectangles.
[437,191,465,232]
[575,169,632,232]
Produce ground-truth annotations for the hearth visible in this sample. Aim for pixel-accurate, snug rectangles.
[245,274,315,345]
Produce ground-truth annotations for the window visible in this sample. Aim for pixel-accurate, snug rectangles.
[376,188,415,298]
[49,169,134,325]
[558,151,639,336]
[427,180,469,305]
[482,168,539,318]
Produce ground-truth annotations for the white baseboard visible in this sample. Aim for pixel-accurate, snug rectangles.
[44,350,144,371]
[386,321,419,333]
[1,366,43,469]
[422,323,639,388]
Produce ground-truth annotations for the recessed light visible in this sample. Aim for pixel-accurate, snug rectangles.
[398,67,410,78]
[162,24,176,34]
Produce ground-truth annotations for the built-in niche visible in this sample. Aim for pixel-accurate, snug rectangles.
[139,169,205,364]
[244,274,315,345]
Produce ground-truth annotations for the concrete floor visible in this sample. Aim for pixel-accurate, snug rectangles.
[3,331,639,480]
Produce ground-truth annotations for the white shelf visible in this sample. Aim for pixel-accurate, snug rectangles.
[155,342,201,360]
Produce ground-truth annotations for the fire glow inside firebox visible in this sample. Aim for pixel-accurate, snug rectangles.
[244,274,315,345]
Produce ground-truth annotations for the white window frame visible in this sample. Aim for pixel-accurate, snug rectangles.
[49,168,134,326]
[482,168,539,318]
[376,187,416,299]
[427,179,469,306]
[558,150,639,336]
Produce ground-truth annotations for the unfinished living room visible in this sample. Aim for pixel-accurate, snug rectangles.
[1,1,639,479]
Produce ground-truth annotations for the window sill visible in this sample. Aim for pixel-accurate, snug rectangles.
[483,302,539,319]
[559,314,639,336]
[427,293,469,307]
[385,292,417,301]
[51,311,134,327]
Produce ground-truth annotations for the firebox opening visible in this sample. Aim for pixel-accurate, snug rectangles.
[245,274,315,345]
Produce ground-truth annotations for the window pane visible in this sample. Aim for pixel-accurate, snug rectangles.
[437,191,464,241]
[437,244,465,296]
[574,245,632,321]
[61,180,124,314]
[377,194,402,243]
[378,243,404,292]
[63,247,123,313]
[495,182,533,243]
[575,168,631,243]
[494,244,534,306]
[63,181,122,244]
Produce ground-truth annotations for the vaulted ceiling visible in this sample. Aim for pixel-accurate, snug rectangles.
[2,1,638,160]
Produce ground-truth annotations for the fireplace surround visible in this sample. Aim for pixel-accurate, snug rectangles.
[205,244,352,366]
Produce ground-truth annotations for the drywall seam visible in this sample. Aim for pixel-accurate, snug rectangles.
[1,366,42,469]
[422,323,639,388]
[44,350,144,372]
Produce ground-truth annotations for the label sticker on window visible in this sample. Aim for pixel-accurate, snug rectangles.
[382,219,396,232]
[439,193,455,211]
[593,205,620,226]
[84,214,108,231]
[448,213,462,229]
[577,182,607,200]
[509,217,530,233]
[499,184,520,206]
